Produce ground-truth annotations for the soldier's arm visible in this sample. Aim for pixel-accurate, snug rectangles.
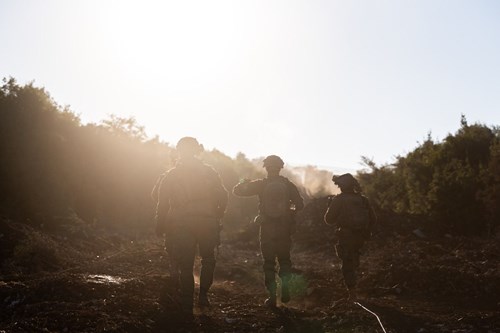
[289,183,304,211]
[324,196,342,226]
[232,179,263,197]
[213,171,229,217]
[155,176,171,235]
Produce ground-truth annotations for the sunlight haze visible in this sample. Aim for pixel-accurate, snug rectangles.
[2,0,499,171]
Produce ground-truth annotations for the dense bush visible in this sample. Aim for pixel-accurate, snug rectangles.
[358,116,499,236]
[0,78,172,227]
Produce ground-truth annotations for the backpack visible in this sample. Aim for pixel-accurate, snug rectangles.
[261,177,291,218]
[338,193,370,231]
[177,165,209,199]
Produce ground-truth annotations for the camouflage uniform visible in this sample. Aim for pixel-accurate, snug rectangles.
[156,157,228,312]
[233,175,304,304]
[324,184,376,293]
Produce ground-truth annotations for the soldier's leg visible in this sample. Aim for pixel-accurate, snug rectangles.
[342,253,357,290]
[344,252,359,301]
[262,243,277,293]
[198,236,216,306]
[276,237,292,303]
[261,241,277,304]
[173,229,197,313]
[260,224,278,306]
[336,241,359,301]
[162,236,181,306]
[352,236,364,273]
[165,237,180,285]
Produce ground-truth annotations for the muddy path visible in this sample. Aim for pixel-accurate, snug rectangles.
[1,224,499,333]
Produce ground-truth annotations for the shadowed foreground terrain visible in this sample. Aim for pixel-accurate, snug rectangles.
[1,218,499,333]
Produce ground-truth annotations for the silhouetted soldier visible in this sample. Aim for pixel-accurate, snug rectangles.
[324,173,376,301]
[156,137,228,315]
[233,155,304,307]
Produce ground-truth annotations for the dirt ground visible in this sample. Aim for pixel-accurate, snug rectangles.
[0,219,499,333]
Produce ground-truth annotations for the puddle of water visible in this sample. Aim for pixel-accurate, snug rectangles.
[85,274,128,285]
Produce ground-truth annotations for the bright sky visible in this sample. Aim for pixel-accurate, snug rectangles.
[1,0,500,171]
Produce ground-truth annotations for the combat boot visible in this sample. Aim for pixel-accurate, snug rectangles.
[264,294,277,308]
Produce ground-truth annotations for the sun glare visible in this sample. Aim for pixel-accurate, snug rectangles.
[79,2,261,149]
[92,2,244,91]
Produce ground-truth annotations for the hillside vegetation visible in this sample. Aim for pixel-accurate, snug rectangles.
[1,78,499,332]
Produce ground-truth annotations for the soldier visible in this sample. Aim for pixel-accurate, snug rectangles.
[324,173,376,301]
[233,155,304,308]
[156,137,228,315]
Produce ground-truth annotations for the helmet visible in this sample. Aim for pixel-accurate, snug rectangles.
[176,137,203,156]
[332,173,360,191]
[263,155,284,169]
